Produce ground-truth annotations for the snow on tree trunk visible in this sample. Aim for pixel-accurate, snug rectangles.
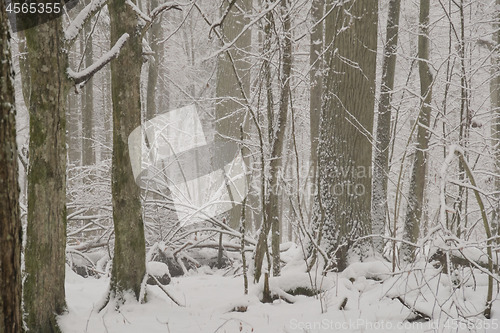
[253,4,274,283]
[401,0,433,263]
[317,0,378,271]
[372,0,401,254]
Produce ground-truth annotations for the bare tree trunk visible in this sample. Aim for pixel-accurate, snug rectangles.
[67,86,82,166]
[269,0,292,277]
[452,0,471,239]
[82,6,95,167]
[252,0,295,281]
[107,0,147,303]
[318,0,378,271]
[214,0,252,229]
[309,0,323,189]
[103,64,112,161]
[20,14,69,332]
[372,0,401,254]
[401,0,433,263]
[491,0,500,242]
[0,4,22,331]
[146,0,162,120]
[253,4,274,283]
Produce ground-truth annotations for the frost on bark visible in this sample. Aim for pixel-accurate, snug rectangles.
[253,3,274,283]
[107,0,147,303]
[318,0,378,271]
[269,0,292,278]
[214,0,252,229]
[0,3,22,331]
[253,0,292,281]
[371,0,401,254]
[20,11,69,333]
[401,0,433,263]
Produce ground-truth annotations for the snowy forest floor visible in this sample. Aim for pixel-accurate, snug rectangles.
[59,245,500,333]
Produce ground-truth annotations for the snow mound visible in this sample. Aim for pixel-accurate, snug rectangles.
[147,261,170,277]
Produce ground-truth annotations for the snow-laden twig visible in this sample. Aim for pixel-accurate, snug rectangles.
[203,0,280,61]
[65,0,109,44]
[68,33,129,85]
[439,145,495,318]
[150,1,183,19]
[149,274,184,306]
[440,145,459,228]
[126,0,184,35]
[141,2,183,35]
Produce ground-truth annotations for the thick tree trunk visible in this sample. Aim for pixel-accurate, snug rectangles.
[20,13,69,332]
[372,0,401,254]
[319,0,378,271]
[108,0,147,302]
[401,0,433,263]
[214,0,252,229]
[0,4,22,331]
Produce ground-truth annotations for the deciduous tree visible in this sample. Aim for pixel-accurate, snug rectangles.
[0,3,22,331]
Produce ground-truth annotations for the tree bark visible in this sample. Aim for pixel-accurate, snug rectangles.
[371,0,401,254]
[252,0,292,280]
[309,0,323,189]
[107,0,147,302]
[82,3,95,167]
[491,0,500,242]
[253,3,274,283]
[269,0,292,277]
[318,0,378,271]
[19,9,69,332]
[146,0,162,120]
[401,0,433,263]
[214,0,252,229]
[0,3,22,331]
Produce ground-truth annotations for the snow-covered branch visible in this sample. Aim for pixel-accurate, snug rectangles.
[126,0,151,23]
[125,0,183,24]
[150,1,183,19]
[64,0,109,45]
[141,1,184,35]
[67,33,129,85]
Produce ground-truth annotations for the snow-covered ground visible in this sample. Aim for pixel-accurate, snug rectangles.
[59,246,500,333]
